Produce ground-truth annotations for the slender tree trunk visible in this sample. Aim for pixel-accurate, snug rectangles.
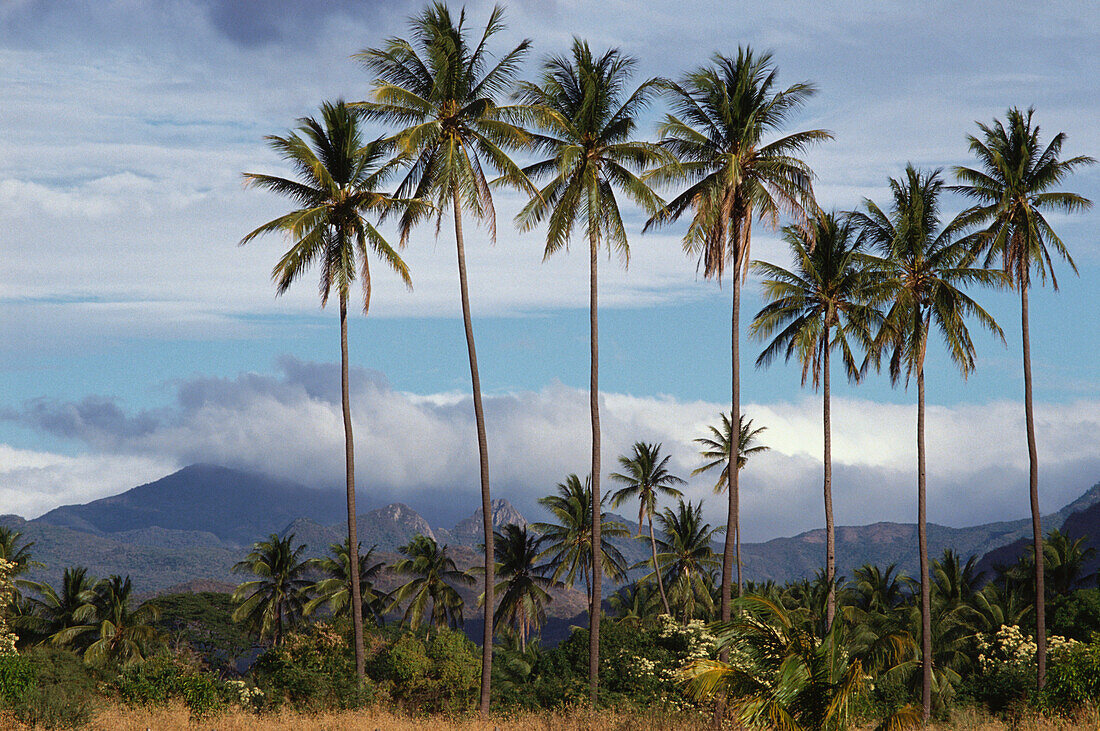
[917,366,932,721]
[588,225,602,706]
[1021,285,1046,688]
[721,277,741,625]
[340,294,366,683]
[649,514,672,616]
[823,328,836,630]
[451,190,494,715]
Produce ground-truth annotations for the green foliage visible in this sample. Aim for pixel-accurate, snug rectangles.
[153,591,251,671]
[250,621,365,711]
[1050,589,1100,642]
[0,654,35,707]
[116,653,226,717]
[1040,636,1100,713]
[368,628,479,713]
[1,648,98,728]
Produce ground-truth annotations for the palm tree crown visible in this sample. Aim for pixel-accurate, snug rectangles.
[489,523,560,651]
[390,534,473,630]
[231,533,312,645]
[305,541,387,625]
[693,412,769,493]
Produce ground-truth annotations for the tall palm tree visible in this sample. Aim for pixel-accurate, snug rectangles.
[488,523,560,651]
[852,165,1004,720]
[533,474,630,614]
[952,107,1095,687]
[652,499,721,625]
[647,48,830,628]
[240,100,412,681]
[750,212,881,629]
[609,441,685,616]
[232,533,312,646]
[354,6,535,709]
[515,39,665,701]
[305,541,388,626]
[692,412,769,596]
[389,534,473,630]
[57,575,160,667]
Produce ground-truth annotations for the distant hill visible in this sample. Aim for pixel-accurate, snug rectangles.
[35,464,347,547]
[13,464,1100,599]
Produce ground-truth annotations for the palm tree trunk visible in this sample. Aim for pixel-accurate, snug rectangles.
[451,189,494,715]
[917,365,932,721]
[340,294,365,683]
[823,329,836,630]
[721,276,741,625]
[649,514,672,616]
[588,224,602,706]
[1021,284,1045,688]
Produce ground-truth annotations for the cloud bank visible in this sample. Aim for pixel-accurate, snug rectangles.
[5,358,1098,538]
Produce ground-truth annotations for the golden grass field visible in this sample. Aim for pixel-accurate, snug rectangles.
[6,704,1100,731]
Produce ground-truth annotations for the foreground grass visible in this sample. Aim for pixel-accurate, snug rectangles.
[5,704,1099,730]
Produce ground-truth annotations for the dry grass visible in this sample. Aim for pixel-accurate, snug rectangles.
[5,704,1099,730]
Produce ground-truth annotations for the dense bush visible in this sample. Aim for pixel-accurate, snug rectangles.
[1040,635,1100,713]
[116,653,227,717]
[1,648,98,728]
[368,627,479,713]
[251,621,366,711]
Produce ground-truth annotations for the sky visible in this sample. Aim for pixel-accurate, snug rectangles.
[0,1,1097,540]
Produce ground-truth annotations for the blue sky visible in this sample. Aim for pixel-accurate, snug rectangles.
[0,1,1097,537]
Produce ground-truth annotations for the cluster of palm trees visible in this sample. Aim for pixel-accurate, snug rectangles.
[239,0,1094,715]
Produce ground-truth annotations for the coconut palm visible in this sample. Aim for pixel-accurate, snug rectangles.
[240,100,412,681]
[17,566,99,647]
[851,165,1004,720]
[305,541,388,626]
[952,107,1095,687]
[390,535,472,631]
[231,533,312,645]
[608,580,662,625]
[646,47,830,627]
[651,499,721,625]
[354,6,536,708]
[0,527,40,581]
[609,442,685,616]
[751,212,881,629]
[56,575,160,667]
[680,596,919,730]
[515,39,665,701]
[488,524,560,651]
[692,412,769,597]
[533,474,630,616]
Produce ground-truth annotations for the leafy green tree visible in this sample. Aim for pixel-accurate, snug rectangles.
[515,39,665,702]
[681,596,918,730]
[62,576,160,667]
[609,442,685,616]
[232,533,312,646]
[852,165,1004,720]
[241,100,412,681]
[692,412,769,596]
[608,580,662,625]
[533,474,629,615]
[751,212,880,628]
[952,108,1095,687]
[354,6,536,709]
[390,535,473,631]
[305,541,387,625]
[652,499,721,625]
[489,524,560,651]
[646,47,830,628]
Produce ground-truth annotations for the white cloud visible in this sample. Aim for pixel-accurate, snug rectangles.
[8,359,1098,539]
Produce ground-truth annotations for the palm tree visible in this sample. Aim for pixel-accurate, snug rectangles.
[17,566,99,647]
[354,6,535,709]
[608,580,662,625]
[692,412,769,596]
[952,107,1095,687]
[533,474,630,615]
[489,523,560,651]
[609,442,685,616]
[851,165,1004,720]
[58,575,160,667]
[652,499,721,625]
[515,40,665,702]
[646,48,830,628]
[680,596,919,730]
[305,541,388,626]
[389,534,473,630]
[1043,529,1097,595]
[751,212,881,629]
[0,527,40,581]
[240,100,412,681]
[232,533,312,645]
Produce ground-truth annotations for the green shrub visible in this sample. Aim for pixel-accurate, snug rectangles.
[2,648,98,729]
[363,627,478,713]
[251,621,369,711]
[1041,636,1100,713]
[116,653,226,717]
[0,654,35,707]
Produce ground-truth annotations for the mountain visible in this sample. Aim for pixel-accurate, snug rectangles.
[446,498,528,546]
[35,464,347,547]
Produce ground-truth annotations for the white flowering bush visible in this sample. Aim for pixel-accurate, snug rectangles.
[0,559,19,657]
[976,625,1077,674]
[225,679,264,710]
